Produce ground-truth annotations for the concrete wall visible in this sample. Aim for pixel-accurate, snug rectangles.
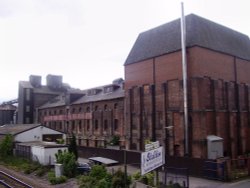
[31,145,68,165]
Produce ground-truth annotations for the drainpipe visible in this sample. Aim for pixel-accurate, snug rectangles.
[181,2,189,156]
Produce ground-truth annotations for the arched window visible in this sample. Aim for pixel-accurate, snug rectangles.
[114,103,118,109]
[104,104,108,110]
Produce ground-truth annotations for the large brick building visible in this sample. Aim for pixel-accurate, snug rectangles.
[38,78,125,148]
[124,14,250,158]
[16,14,250,160]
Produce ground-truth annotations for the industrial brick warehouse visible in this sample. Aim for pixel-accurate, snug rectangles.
[14,14,250,163]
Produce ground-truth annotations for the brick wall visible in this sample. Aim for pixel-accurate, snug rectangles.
[124,46,250,159]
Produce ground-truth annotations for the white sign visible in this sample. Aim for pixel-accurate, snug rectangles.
[141,146,165,175]
[145,141,159,151]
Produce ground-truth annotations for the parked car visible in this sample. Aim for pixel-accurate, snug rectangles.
[77,162,91,174]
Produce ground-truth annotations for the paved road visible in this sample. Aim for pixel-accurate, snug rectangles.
[189,176,250,188]
[79,158,250,188]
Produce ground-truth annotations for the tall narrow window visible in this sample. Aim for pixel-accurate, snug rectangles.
[86,106,90,112]
[72,121,75,131]
[26,105,30,112]
[95,120,98,130]
[26,89,30,101]
[114,119,119,131]
[87,119,90,131]
[79,121,82,132]
[104,120,108,131]
[95,105,98,111]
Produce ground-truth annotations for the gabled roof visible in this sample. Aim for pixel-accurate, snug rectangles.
[0,124,66,135]
[125,14,250,65]
[38,79,124,108]
[0,124,40,135]
[0,104,17,111]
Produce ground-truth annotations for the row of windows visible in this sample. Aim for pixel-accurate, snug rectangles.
[46,119,120,132]
[40,103,120,116]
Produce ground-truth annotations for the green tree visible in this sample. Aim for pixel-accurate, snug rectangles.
[68,134,78,160]
[78,165,112,188]
[0,134,14,157]
[55,150,77,178]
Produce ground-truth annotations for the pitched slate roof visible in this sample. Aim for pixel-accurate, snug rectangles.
[39,80,124,108]
[124,14,250,65]
[0,124,66,135]
[38,88,85,109]
[0,124,40,135]
[72,83,124,104]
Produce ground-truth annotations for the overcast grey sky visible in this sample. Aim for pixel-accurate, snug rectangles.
[0,0,249,103]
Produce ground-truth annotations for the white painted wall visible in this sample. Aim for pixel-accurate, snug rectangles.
[14,126,66,142]
[31,145,68,165]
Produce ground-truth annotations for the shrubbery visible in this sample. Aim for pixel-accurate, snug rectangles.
[78,165,131,188]
[132,171,155,187]
[48,171,67,185]
[0,134,13,157]
[55,150,77,178]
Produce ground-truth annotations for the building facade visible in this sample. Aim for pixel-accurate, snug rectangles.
[124,14,250,158]
[17,74,78,124]
[38,78,125,148]
[0,104,17,126]
[15,14,250,160]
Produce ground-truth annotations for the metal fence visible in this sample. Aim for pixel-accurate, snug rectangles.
[230,157,250,180]
[163,167,189,188]
[203,160,226,181]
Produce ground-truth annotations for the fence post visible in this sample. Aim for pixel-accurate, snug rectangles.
[248,158,250,176]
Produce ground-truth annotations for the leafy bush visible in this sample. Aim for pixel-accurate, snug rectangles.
[68,135,78,160]
[56,138,65,144]
[132,171,155,187]
[112,168,131,188]
[78,176,96,188]
[78,165,112,188]
[78,165,131,188]
[110,135,120,146]
[48,171,67,185]
[23,163,33,174]
[35,166,48,177]
[0,134,14,157]
[55,150,77,178]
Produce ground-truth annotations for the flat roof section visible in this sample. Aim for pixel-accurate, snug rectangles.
[88,157,118,165]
